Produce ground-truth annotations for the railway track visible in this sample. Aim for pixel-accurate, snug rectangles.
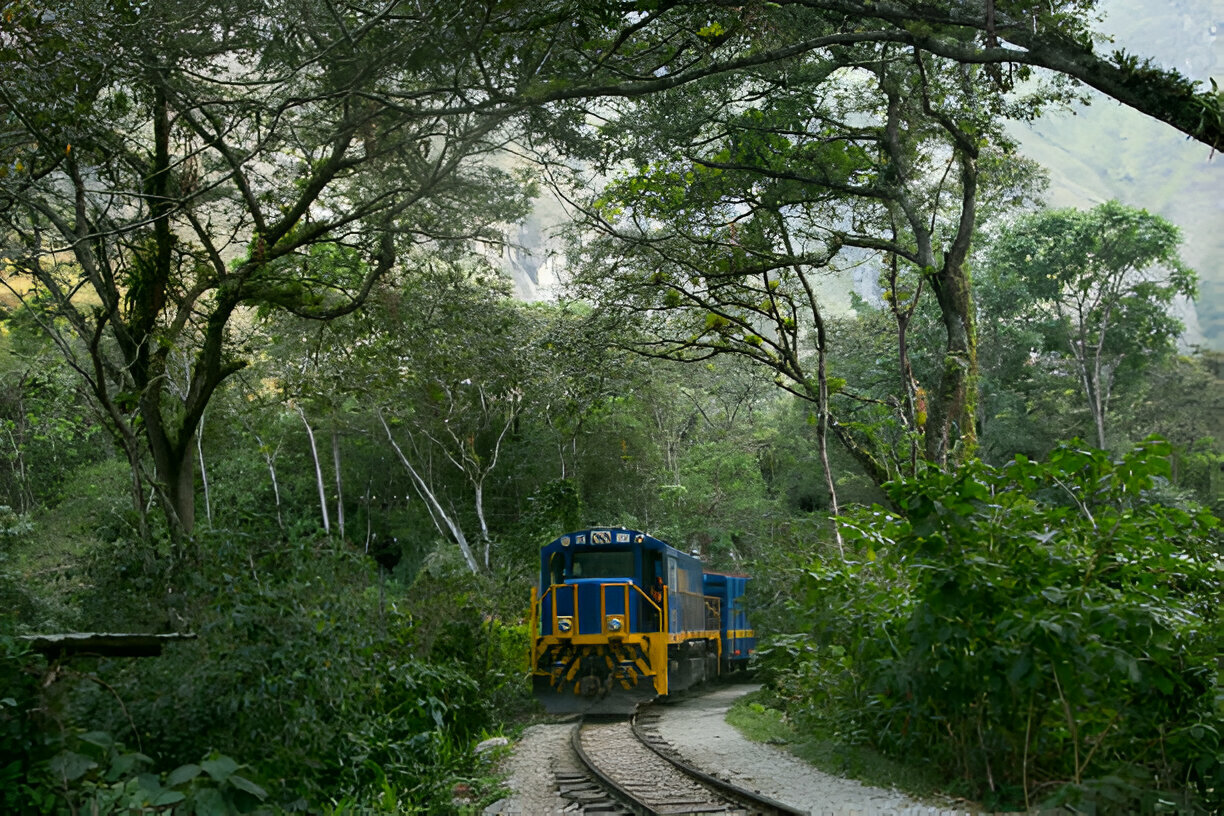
[554,704,808,815]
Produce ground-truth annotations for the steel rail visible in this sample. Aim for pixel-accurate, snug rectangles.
[569,721,653,815]
[566,703,810,816]
[631,710,810,816]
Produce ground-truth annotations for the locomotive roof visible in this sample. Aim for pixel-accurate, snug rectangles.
[541,528,674,552]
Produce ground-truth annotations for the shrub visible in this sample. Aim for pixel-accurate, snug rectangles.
[0,634,50,814]
[776,439,1223,812]
[66,535,511,812]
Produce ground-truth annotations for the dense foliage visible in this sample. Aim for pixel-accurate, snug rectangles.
[1,1,1221,813]
[2,530,530,814]
[763,440,1222,811]
[0,296,815,812]
[982,201,1196,449]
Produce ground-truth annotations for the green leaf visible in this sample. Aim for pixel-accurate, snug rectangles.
[49,751,97,782]
[166,763,202,787]
[152,790,186,806]
[106,751,148,782]
[191,787,228,816]
[79,730,114,749]
[201,755,239,783]
[227,774,268,800]
[1007,654,1032,687]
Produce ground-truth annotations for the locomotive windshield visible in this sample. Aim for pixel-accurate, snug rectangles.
[570,549,634,579]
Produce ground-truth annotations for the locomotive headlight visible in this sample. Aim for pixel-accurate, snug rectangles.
[606,616,623,633]
[556,617,573,634]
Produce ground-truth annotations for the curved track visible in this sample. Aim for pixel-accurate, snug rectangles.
[558,705,809,816]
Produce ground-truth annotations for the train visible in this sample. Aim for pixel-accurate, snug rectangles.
[529,527,755,714]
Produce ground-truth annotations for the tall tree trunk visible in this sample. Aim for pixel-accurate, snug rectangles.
[814,325,844,559]
[783,226,844,557]
[885,235,925,476]
[925,255,978,466]
[364,479,374,553]
[904,57,981,469]
[263,447,281,530]
[145,446,196,547]
[475,481,491,570]
[141,411,195,547]
[198,410,212,529]
[140,81,196,545]
[298,406,330,535]
[172,453,196,539]
[379,412,479,573]
[898,316,921,474]
[331,422,345,540]
[922,151,979,467]
[1073,343,1109,450]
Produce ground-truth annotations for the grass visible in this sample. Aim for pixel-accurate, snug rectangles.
[725,689,953,805]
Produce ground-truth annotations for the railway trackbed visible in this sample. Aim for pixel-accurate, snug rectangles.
[554,706,809,815]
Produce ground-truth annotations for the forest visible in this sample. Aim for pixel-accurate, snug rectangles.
[0,0,1221,813]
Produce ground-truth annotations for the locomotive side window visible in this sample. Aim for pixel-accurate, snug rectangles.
[646,553,663,598]
[570,549,634,578]
[549,552,564,586]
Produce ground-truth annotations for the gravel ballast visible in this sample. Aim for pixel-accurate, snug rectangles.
[485,683,977,815]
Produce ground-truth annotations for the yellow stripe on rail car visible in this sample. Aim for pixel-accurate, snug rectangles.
[667,630,721,643]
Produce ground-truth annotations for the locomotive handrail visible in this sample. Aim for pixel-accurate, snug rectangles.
[537,580,667,635]
[537,582,726,639]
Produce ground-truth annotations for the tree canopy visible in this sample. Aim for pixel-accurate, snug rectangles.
[0,0,532,541]
[1,0,1218,542]
[983,200,1196,449]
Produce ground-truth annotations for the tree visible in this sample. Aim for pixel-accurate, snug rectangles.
[0,317,106,513]
[494,1,1224,152]
[526,2,1213,481]
[983,200,1196,449]
[564,36,1022,500]
[0,0,529,545]
[697,0,1224,151]
[2,0,1212,548]
[275,259,536,572]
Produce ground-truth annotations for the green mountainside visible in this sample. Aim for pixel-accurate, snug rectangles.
[1012,0,1224,346]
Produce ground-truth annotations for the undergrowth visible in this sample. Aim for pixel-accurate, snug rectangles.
[756,440,1222,814]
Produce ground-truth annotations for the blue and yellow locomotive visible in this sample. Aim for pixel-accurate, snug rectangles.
[529,528,755,714]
